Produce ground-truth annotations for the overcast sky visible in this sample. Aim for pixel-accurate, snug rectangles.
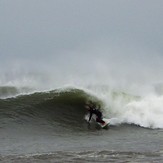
[0,0,163,88]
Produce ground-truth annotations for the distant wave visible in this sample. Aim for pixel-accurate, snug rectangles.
[0,86,33,98]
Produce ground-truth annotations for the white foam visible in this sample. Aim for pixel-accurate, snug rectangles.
[107,95,163,129]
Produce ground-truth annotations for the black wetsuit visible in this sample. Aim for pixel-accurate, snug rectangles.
[88,108,105,124]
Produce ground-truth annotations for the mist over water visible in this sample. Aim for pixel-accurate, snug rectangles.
[1,44,163,94]
[1,0,163,95]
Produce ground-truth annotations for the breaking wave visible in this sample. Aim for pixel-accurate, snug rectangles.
[0,86,163,130]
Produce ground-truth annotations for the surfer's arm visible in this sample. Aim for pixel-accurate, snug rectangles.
[88,112,93,122]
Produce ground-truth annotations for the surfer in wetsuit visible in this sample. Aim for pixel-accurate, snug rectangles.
[85,102,105,125]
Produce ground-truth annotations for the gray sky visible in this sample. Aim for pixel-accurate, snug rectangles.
[0,0,163,89]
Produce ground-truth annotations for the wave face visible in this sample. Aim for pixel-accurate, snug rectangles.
[0,86,163,130]
[0,88,91,132]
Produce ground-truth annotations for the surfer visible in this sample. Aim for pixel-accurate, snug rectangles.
[85,102,106,125]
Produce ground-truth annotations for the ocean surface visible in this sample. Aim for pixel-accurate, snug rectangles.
[0,86,163,162]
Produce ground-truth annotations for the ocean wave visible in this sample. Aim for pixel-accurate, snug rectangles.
[0,86,163,129]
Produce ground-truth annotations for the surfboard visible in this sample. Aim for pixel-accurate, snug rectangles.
[97,118,110,129]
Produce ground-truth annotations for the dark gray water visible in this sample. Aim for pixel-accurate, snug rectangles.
[1,126,163,162]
